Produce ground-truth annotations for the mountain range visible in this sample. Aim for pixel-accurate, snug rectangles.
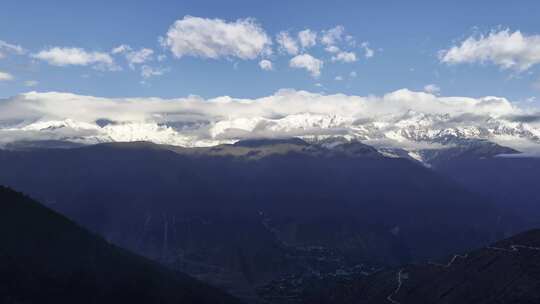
[0,98,540,154]
[0,137,527,300]
[1,133,540,302]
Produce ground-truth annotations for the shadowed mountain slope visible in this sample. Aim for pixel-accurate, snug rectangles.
[0,186,242,304]
[422,141,540,229]
[0,139,509,300]
[301,229,540,304]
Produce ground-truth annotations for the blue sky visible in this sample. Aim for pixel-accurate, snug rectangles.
[1,0,540,103]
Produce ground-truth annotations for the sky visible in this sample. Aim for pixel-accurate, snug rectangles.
[1,0,540,103]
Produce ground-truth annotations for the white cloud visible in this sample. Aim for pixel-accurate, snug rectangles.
[0,40,26,56]
[112,45,154,68]
[440,29,540,71]
[0,71,14,81]
[0,89,519,126]
[32,47,117,70]
[161,16,272,60]
[332,51,357,63]
[335,75,343,81]
[127,48,154,67]
[289,54,323,77]
[424,84,441,95]
[130,48,153,63]
[141,65,169,79]
[111,44,131,54]
[24,80,39,87]
[298,29,317,49]
[325,45,340,53]
[259,59,273,71]
[349,71,357,78]
[276,31,299,55]
[361,42,374,58]
[321,26,345,46]
[345,35,356,47]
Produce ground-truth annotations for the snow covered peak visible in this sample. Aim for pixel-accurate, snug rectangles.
[0,90,539,154]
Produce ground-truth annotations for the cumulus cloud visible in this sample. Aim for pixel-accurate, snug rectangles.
[440,29,540,71]
[424,84,440,95]
[317,26,361,64]
[325,45,340,53]
[361,42,374,58]
[276,31,299,55]
[141,65,169,79]
[111,44,131,54]
[259,59,273,71]
[112,45,154,68]
[32,47,117,70]
[289,54,323,77]
[332,51,357,63]
[0,71,14,81]
[298,29,317,49]
[161,16,272,60]
[0,40,26,57]
[321,26,345,46]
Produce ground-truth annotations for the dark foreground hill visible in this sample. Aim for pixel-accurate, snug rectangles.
[293,229,540,304]
[0,140,509,299]
[0,186,241,304]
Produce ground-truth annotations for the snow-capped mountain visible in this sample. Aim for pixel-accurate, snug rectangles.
[1,90,539,156]
[1,111,540,155]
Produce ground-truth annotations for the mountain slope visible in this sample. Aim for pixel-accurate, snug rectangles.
[299,229,540,304]
[422,143,540,230]
[0,186,241,304]
[0,140,507,299]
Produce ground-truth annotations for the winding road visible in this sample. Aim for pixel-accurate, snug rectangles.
[386,269,404,304]
[386,243,540,303]
[487,244,540,253]
[428,253,469,268]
